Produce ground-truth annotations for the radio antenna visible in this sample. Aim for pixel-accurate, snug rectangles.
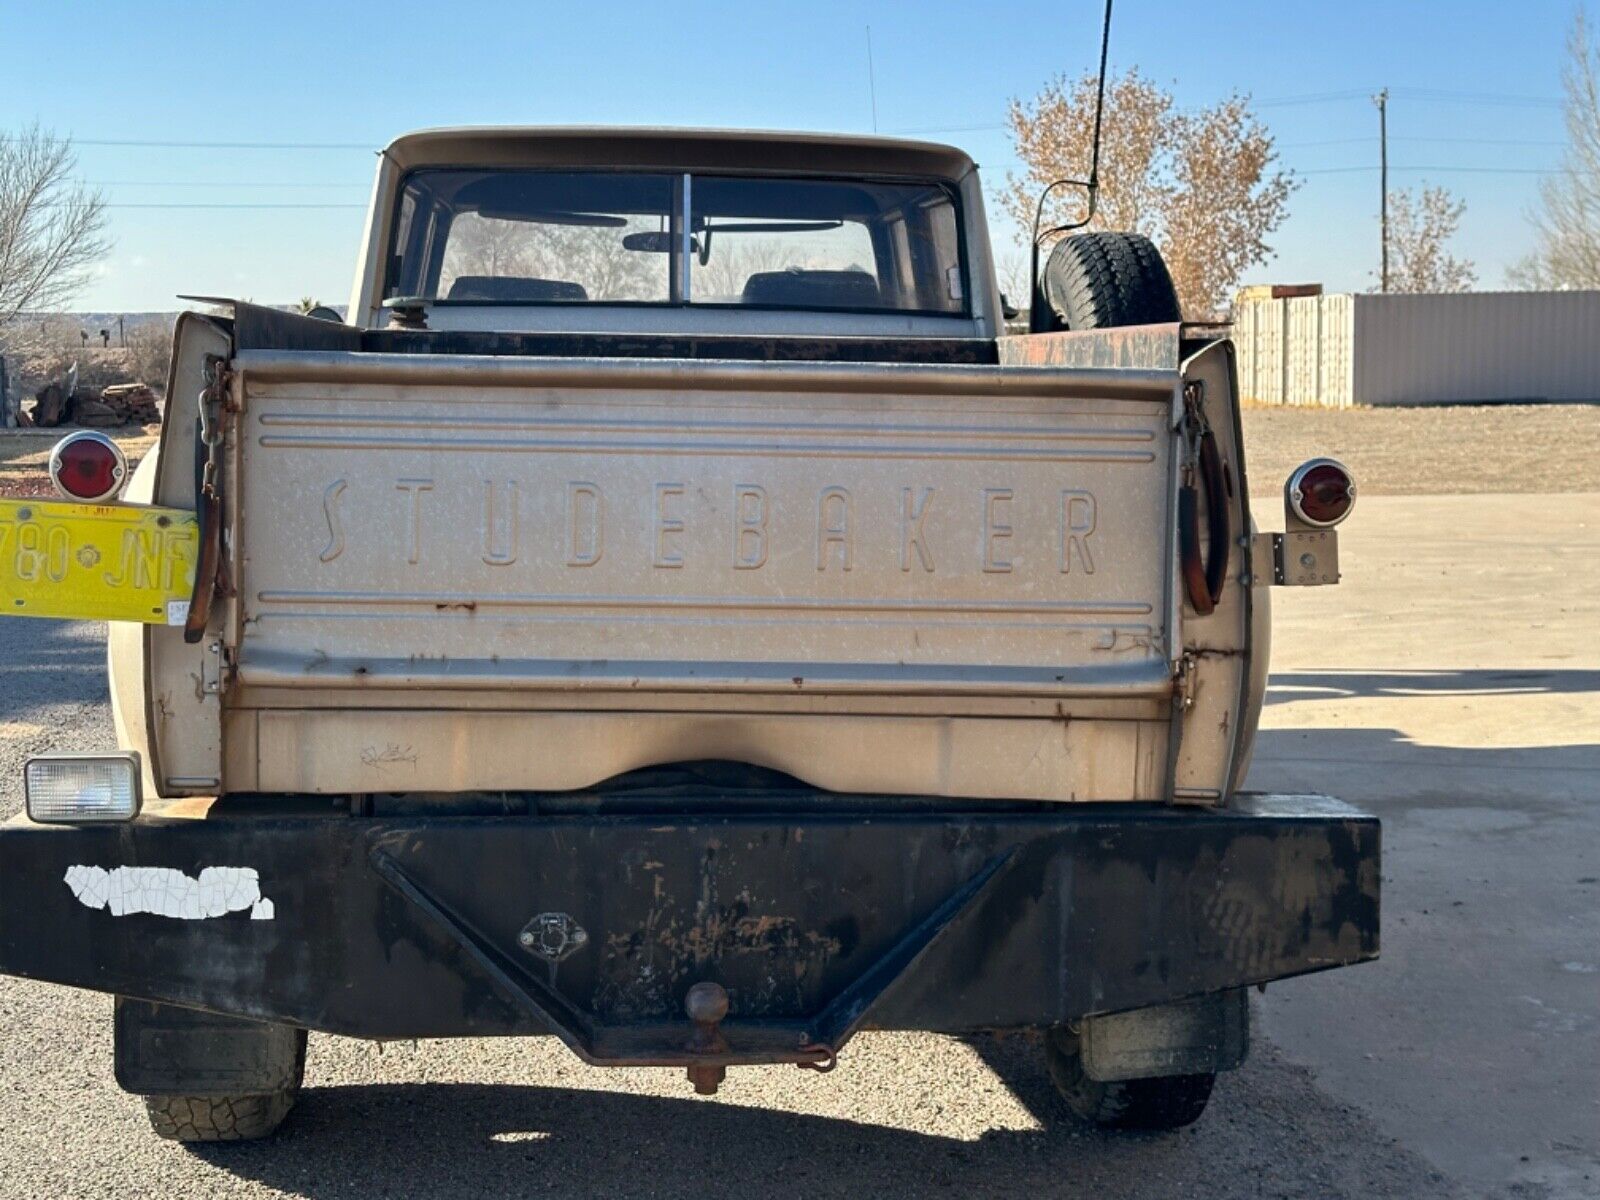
[1028,0,1114,332]
[866,26,879,133]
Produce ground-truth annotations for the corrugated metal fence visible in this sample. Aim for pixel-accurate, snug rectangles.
[1234,290,1600,407]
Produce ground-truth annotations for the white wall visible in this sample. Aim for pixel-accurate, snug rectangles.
[1234,290,1600,407]
[1353,292,1600,406]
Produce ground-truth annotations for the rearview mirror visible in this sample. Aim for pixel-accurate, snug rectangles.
[622,231,701,254]
[622,231,672,253]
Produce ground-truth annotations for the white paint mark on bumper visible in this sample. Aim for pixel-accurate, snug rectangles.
[64,865,274,920]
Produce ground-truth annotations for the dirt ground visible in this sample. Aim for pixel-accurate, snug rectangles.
[1241,403,1600,496]
[3,403,1594,502]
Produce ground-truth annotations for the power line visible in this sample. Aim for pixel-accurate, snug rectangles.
[1392,134,1567,147]
[95,203,366,209]
[0,135,372,150]
[1259,86,1560,108]
[83,180,367,189]
[1295,164,1566,175]
[1282,134,1568,149]
[895,86,1568,137]
[1281,136,1374,148]
[1386,86,1561,108]
[892,122,1007,135]
[1256,88,1373,108]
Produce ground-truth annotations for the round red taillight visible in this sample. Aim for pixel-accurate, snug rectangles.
[1287,458,1356,527]
[49,431,126,503]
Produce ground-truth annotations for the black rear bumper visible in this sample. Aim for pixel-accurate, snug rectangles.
[0,793,1377,1065]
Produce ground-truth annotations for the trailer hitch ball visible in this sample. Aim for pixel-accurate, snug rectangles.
[684,981,730,1096]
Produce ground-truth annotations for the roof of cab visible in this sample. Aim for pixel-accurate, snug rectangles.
[381,126,977,181]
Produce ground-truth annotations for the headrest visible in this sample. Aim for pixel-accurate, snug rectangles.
[740,268,880,309]
[446,276,589,302]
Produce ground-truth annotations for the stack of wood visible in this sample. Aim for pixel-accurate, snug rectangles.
[21,379,162,428]
[97,383,162,425]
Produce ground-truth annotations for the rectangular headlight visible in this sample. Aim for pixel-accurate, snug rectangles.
[24,753,142,824]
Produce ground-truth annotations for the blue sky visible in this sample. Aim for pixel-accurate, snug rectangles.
[2,0,1582,311]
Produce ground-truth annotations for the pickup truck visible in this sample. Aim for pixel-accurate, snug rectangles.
[0,127,1376,1141]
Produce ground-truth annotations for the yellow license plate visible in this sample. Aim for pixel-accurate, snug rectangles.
[0,498,199,625]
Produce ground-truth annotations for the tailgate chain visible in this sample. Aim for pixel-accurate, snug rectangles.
[182,356,231,644]
[1177,380,1230,617]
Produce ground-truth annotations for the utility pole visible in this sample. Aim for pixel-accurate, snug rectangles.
[1374,88,1389,293]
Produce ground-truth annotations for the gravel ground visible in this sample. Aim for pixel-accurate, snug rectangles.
[1240,403,1600,496]
[0,618,1460,1200]
[3,403,1588,1198]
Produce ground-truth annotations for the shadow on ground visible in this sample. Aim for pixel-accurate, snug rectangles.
[0,617,108,724]
[182,1035,1455,1200]
[1264,667,1600,703]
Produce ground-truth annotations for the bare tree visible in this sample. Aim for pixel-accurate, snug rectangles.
[440,214,660,301]
[1002,69,1297,318]
[1380,186,1476,293]
[694,238,792,300]
[993,252,1031,308]
[124,320,174,390]
[0,126,109,330]
[1509,9,1600,289]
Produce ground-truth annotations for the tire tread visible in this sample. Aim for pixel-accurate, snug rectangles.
[1044,1028,1214,1130]
[141,1029,306,1142]
[1042,232,1181,330]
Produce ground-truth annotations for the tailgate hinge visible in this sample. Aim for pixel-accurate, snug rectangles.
[1173,651,1199,712]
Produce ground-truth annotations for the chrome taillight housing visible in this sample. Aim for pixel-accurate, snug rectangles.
[49,430,127,503]
[1286,458,1356,529]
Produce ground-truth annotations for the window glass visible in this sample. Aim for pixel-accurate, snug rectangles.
[387,169,965,315]
[690,176,963,313]
[390,171,674,303]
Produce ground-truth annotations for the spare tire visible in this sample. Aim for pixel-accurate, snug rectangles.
[1041,232,1181,330]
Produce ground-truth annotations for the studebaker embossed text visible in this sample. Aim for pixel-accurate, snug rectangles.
[320,478,1100,576]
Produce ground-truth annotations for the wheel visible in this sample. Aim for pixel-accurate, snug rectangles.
[1040,231,1181,330]
[1044,1026,1215,1130]
[142,1030,307,1143]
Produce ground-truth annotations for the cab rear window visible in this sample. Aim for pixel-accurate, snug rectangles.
[386,170,966,315]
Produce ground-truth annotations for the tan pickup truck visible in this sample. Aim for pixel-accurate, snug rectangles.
[1,127,1375,1141]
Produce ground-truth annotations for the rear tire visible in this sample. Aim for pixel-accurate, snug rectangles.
[1041,231,1181,330]
[142,1030,307,1143]
[1044,1026,1215,1130]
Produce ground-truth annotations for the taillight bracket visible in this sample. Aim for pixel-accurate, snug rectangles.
[1252,529,1341,587]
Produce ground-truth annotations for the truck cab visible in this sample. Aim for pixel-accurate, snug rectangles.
[349,127,1004,338]
[1,127,1376,1142]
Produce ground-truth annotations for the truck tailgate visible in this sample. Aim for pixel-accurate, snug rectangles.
[233,353,1174,699]
[145,335,1252,803]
